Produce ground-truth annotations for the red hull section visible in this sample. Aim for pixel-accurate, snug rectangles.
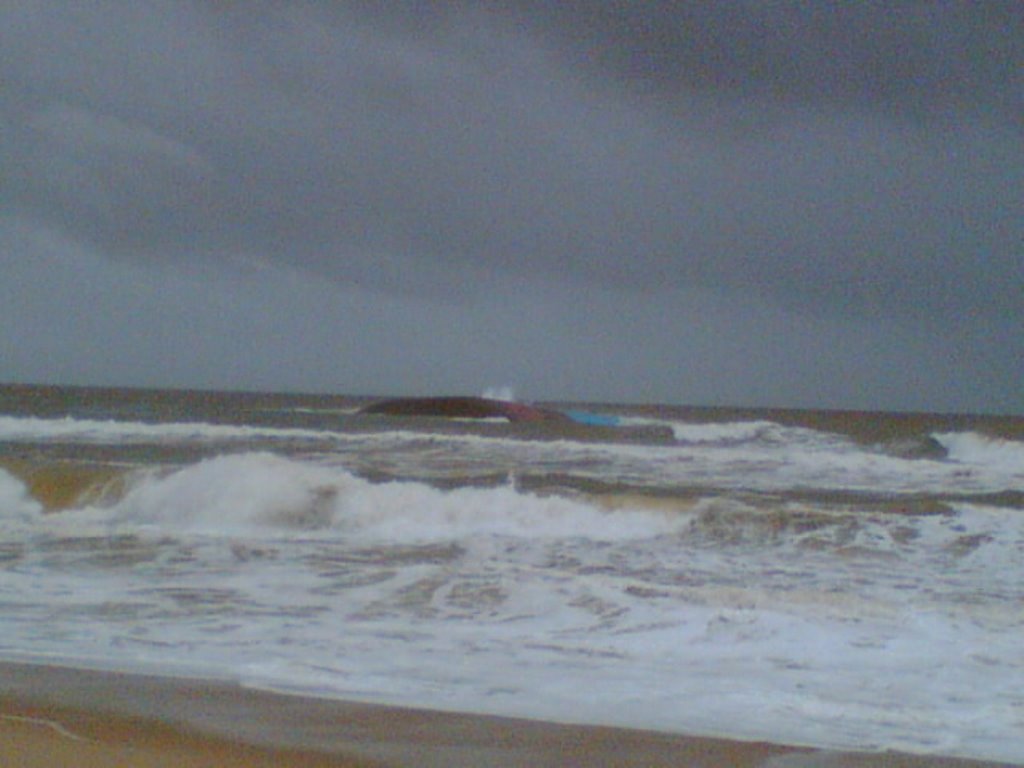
[359,396,570,423]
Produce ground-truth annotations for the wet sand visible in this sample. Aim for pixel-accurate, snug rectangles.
[0,701,373,767]
[1,662,1017,768]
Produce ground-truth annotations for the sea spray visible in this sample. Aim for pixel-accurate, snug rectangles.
[481,385,516,401]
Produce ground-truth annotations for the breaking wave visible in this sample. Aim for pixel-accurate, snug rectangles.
[3,453,685,543]
[0,467,41,523]
[0,414,326,444]
[935,431,1024,474]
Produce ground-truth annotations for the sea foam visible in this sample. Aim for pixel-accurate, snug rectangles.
[0,468,42,524]
[0,414,325,444]
[70,453,686,543]
[5,414,1023,499]
[934,431,1024,475]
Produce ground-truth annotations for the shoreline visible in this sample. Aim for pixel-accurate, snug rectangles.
[0,661,1016,767]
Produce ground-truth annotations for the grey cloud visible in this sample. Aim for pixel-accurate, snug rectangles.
[509,1,1024,122]
[2,1,1021,321]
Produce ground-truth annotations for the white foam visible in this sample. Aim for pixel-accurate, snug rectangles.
[103,454,343,535]
[336,479,681,542]
[5,527,1019,762]
[72,453,684,542]
[361,425,1021,497]
[0,468,42,525]
[5,415,1022,500]
[667,419,780,444]
[935,431,1024,476]
[0,414,326,444]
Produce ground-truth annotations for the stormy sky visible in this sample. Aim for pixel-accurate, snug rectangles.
[1,2,1021,413]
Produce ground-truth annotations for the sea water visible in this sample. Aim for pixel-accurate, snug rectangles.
[0,385,1022,762]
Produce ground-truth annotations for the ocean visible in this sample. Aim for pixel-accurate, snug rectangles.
[1,384,1022,762]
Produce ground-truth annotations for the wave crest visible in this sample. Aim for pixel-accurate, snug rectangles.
[934,432,1024,474]
[45,453,685,543]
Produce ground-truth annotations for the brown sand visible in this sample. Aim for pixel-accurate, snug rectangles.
[0,701,376,767]
[0,662,1016,768]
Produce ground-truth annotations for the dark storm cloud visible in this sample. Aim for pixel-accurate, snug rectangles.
[2,1,1022,320]
[513,2,1023,120]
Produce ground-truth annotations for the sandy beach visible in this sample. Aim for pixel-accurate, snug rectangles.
[0,661,1015,768]
[0,700,370,768]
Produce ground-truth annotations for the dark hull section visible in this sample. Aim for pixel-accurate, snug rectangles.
[359,396,571,424]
